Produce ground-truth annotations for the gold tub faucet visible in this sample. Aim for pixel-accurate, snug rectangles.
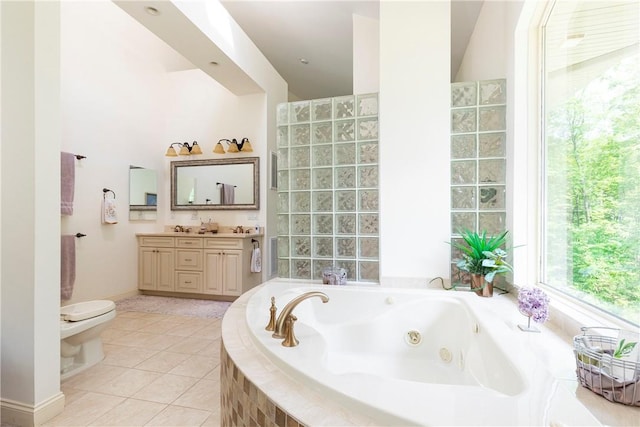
[272,291,329,346]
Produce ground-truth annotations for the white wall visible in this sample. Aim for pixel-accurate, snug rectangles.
[353,14,380,94]
[379,1,451,281]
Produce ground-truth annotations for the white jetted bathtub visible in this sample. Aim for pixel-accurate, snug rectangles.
[244,281,601,426]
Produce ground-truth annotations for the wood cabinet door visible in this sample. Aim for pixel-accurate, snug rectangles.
[203,250,223,294]
[156,248,175,291]
[138,247,157,290]
[222,250,243,296]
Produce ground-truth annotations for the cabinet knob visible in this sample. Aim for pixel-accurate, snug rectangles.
[185,258,192,262]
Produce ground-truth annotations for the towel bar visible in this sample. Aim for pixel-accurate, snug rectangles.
[102,188,116,199]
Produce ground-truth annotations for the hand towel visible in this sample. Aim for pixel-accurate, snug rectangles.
[61,152,75,215]
[250,247,261,273]
[61,235,76,300]
[221,184,235,205]
[102,198,118,224]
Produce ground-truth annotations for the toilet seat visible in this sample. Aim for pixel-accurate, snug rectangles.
[61,300,116,322]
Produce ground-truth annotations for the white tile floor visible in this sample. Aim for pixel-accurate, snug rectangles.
[45,311,223,427]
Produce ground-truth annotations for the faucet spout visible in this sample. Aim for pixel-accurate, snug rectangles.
[272,291,329,339]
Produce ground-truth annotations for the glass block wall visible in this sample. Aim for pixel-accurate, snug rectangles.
[276,94,379,282]
[450,79,507,281]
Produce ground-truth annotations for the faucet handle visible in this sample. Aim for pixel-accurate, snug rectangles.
[281,315,299,347]
[265,296,277,331]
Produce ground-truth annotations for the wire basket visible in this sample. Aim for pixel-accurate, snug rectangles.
[573,327,640,406]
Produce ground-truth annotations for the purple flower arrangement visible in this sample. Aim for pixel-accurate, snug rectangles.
[517,287,550,331]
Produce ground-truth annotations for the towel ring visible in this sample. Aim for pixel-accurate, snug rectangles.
[103,188,116,199]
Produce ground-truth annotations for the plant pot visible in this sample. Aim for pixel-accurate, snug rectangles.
[470,274,493,297]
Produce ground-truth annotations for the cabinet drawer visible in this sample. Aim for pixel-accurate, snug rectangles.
[175,249,203,270]
[175,271,202,293]
[176,238,203,248]
[138,236,174,247]
[204,238,243,250]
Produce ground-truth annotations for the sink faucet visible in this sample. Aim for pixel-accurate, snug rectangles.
[272,291,329,344]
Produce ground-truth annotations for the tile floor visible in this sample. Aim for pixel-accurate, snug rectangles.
[45,311,223,427]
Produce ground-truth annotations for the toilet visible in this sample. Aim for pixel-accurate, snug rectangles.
[60,300,116,380]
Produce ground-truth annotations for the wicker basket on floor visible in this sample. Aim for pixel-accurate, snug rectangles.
[573,327,640,406]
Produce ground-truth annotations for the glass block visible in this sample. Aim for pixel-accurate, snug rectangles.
[312,168,333,189]
[277,237,290,258]
[451,187,476,209]
[451,160,476,184]
[335,167,356,188]
[479,132,506,158]
[277,126,289,147]
[336,237,356,258]
[292,259,311,279]
[312,145,332,167]
[291,214,311,235]
[290,169,310,190]
[450,237,466,260]
[312,98,332,121]
[313,260,334,280]
[451,264,470,286]
[451,82,477,107]
[478,106,506,131]
[277,214,289,235]
[357,142,377,165]
[335,120,356,142]
[313,214,333,235]
[313,237,333,258]
[336,260,356,280]
[359,237,379,258]
[277,103,289,125]
[479,186,506,209]
[359,190,378,211]
[479,212,506,236]
[291,192,310,212]
[290,147,310,168]
[292,237,311,256]
[452,212,476,234]
[358,118,378,140]
[277,193,289,213]
[290,101,310,123]
[479,159,505,184]
[277,259,290,278]
[479,79,506,105]
[335,143,356,165]
[277,170,289,191]
[291,124,311,145]
[278,148,289,169]
[336,214,356,234]
[313,122,333,144]
[358,166,378,188]
[334,95,355,119]
[313,191,333,212]
[451,108,477,134]
[451,134,476,159]
[357,93,378,116]
[336,190,356,211]
[359,213,379,235]
[359,261,379,282]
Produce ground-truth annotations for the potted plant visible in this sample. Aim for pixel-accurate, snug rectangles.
[450,229,513,297]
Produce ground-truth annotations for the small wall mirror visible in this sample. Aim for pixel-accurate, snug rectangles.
[129,166,157,211]
[171,157,259,210]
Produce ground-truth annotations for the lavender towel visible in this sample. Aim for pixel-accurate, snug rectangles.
[61,235,76,300]
[221,184,235,205]
[61,152,75,215]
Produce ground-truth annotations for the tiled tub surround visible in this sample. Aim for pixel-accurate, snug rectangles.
[222,280,638,426]
[276,94,379,283]
[450,79,507,282]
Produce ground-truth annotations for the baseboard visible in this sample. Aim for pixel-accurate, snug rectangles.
[108,289,140,302]
[1,392,65,426]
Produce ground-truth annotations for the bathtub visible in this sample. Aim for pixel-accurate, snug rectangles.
[242,280,601,426]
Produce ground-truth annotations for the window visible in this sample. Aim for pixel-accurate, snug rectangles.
[541,1,639,326]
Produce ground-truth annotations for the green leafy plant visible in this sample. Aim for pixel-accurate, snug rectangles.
[613,338,637,359]
[451,229,513,284]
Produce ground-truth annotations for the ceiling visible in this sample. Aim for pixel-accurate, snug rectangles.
[220,0,484,100]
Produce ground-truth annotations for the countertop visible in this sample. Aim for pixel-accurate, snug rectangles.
[136,232,262,239]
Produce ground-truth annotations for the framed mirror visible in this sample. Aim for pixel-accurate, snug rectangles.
[129,166,157,211]
[171,157,259,210]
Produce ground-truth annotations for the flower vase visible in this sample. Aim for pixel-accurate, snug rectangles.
[518,312,540,333]
[470,274,493,297]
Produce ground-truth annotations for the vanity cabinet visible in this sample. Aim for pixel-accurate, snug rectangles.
[138,237,175,291]
[137,233,262,300]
